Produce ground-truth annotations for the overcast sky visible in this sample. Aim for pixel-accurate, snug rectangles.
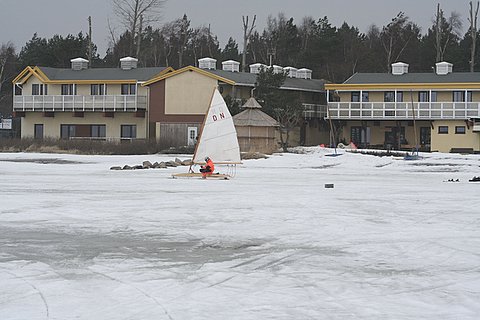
[0,0,468,56]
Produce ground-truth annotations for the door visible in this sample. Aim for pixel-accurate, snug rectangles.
[34,124,43,139]
[188,127,197,146]
[350,127,362,146]
[420,127,431,150]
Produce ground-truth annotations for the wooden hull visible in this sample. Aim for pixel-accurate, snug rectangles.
[172,172,231,180]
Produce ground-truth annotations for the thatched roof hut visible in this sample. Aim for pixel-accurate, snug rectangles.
[233,97,279,154]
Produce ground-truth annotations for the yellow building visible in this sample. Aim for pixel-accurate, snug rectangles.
[13,57,172,141]
[325,62,480,153]
[13,56,327,149]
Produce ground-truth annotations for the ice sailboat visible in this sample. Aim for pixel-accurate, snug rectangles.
[172,88,241,179]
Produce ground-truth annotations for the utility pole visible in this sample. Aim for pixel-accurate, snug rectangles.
[267,48,276,66]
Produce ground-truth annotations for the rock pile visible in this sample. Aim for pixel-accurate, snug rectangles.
[110,158,192,170]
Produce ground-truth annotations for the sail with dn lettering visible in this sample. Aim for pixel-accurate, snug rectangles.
[172,88,241,179]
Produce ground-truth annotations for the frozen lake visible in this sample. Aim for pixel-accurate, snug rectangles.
[1,148,479,319]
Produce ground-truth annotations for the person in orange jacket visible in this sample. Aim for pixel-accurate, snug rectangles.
[200,156,214,178]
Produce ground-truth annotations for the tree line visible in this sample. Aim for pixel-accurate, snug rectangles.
[1,2,480,117]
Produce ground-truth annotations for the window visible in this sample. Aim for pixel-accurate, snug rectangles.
[61,124,76,139]
[384,91,395,102]
[121,84,136,95]
[121,125,136,138]
[396,91,403,102]
[15,84,23,96]
[32,84,47,95]
[418,91,429,102]
[431,91,437,102]
[455,126,466,134]
[61,84,76,95]
[438,126,449,134]
[452,91,472,102]
[361,92,369,102]
[34,124,43,139]
[351,91,360,102]
[91,84,107,95]
[351,91,368,102]
[91,125,106,137]
[453,91,463,102]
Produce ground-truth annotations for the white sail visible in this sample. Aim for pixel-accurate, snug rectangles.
[193,88,241,164]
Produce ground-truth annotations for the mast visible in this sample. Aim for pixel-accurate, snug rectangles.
[410,90,419,155]
[188,87,216,172]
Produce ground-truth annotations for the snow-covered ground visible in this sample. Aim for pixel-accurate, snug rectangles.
[1,147,479,320]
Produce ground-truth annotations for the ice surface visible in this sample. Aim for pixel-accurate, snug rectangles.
[0,148,479,319]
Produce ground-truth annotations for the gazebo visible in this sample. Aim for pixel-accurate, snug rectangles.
[233,97,279,154]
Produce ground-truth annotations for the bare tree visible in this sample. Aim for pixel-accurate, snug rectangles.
[434,4,463,62]
[435,3,442,62]
[87,16,93,66]
[299,16,315,52]
[242,15,256,72]
[112,0,166,56]
[135,14,143,59]
[469,1,479,71]
[380,12,420,70]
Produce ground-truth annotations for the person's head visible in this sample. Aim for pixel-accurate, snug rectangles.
[205,156,210,162]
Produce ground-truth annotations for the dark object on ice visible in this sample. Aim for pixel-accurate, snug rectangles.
[469,176,480,182]
[445,178,459,182]
[404,148,421,160]
[325,183,334,188]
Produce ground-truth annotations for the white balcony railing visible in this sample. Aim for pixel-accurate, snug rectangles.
[13,95,147,112]
[327,102,480,120]
[303,103,327,119]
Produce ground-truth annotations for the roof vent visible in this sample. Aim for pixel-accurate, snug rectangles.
[283,66,298,78]
[271,65,284,74]
[198,57,217,70]
[436,61,453,75]
[249,63,267,74]
[120,57,138,70]
[391,62,409,75]
[70,58,88,71]
[222,60,240,72]
[296,68,312,79]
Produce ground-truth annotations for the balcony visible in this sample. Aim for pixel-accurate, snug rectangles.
[303,103,327,119]
[327,102,480,120]
[13,95,147,112]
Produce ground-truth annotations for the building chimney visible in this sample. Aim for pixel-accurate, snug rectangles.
[198,57,217,70]
[283,66,298,78]
[271,65,284,74]
[391,62,409,75]
[120,57,138,70]
[221,60,240,72]
[249,63,267,74]
[296,68,312,79]
[435,61,453,75]
[70,58,89,71]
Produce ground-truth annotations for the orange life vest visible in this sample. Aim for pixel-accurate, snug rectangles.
[206,159,214,172]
